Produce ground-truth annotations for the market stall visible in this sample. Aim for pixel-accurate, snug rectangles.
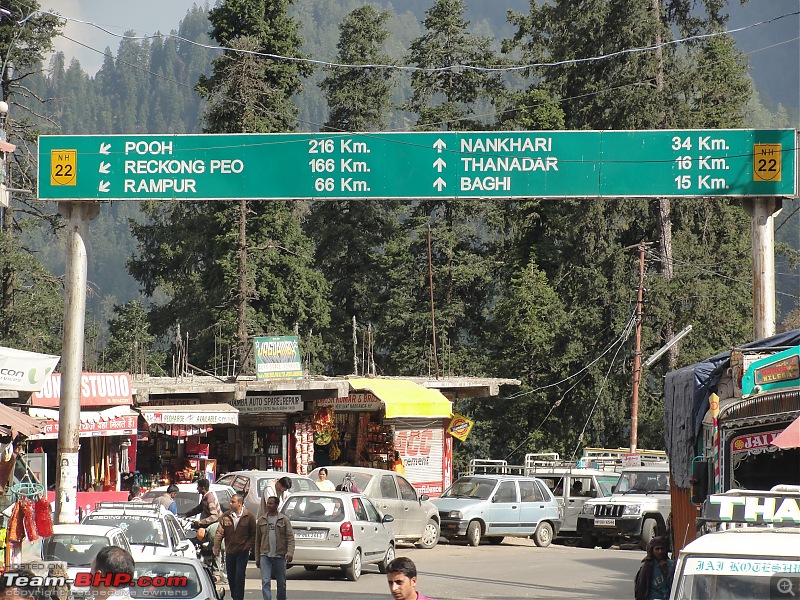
[310,379,453,496]
[135,403,238,486]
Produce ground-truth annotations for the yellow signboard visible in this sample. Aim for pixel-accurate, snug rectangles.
[446,413,474,442]
[753,144,782,182]
[50,149,77,186]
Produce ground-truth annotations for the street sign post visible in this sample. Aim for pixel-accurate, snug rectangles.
[37,129,797,201]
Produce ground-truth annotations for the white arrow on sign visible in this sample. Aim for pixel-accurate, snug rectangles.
[433,157,447,172]
[99,142,111,155]
[98,180,110,193]
[98,161,110,174]
[433,177,446,191]
[433,139,447,153]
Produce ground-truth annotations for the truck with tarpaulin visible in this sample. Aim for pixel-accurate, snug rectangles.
[663,329,800,554]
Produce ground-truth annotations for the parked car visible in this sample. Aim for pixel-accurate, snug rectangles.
[42,523,132,596]
[308,466,440,549]
[216,470,319,515]
[432,475,562,547]
[142,483,235,515]
[527,466,620,536]
[82,501,194,557]
[577,463,671,549]
[282,491,395,581]
[131,553,226,600]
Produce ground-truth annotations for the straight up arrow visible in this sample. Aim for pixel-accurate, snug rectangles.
[98,181,110,193]
[98,161,110,174]
[99,142,111,155]
[433,157,447,172]
[433,139,447,153]
[433,177,446,191]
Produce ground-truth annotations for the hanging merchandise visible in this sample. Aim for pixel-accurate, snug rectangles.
[312,407,335,446]
[22,499,37,542]
[35,496,54,538]
[294,421,313,475]
[6,501,25,543]
[0,442,17,489]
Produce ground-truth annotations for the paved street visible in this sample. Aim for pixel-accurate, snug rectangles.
[234,539,643,599]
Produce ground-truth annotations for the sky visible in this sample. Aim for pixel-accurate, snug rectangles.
[47,0,799,111]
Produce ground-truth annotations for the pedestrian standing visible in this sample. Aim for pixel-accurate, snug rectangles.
[387,557,436,600]
[127,485,143,502]
[156,484,179,514]
[213,492,255,600]
[254,495,294,600]
[634,536,674,600]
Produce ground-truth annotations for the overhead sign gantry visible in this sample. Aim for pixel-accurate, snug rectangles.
[38,129,797,201]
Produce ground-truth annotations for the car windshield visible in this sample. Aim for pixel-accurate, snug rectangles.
[597,475,621,496]
[319,470,373,493]
[676,557,800,599]
[616,471,669,494]
[130,561,202,599]
[441,477,497,500]
[42,534,108,566]
[85,515,168,547]
[282,496,345,522]
[143,491,199,514]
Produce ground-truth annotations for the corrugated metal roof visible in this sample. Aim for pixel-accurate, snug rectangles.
[0,403,45,437]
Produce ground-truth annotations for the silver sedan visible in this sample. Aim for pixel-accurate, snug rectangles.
[282,491,396,582]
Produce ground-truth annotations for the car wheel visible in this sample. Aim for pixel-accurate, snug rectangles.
[467,521,482,546]
[379,543,395,574]
[640,518,658,551]
[344,548,362,581]
[533,522,553,548]
[488,537,504,545]
[416,518,440,549]
[303,566,318,571]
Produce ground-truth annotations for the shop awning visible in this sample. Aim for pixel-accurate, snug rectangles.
[137,404,239,427]
[0,403,45,438]
[347,379,452,419]
[27,406,138,440]
[771,416,800,450]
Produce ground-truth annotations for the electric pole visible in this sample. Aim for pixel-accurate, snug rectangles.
[630,242,647,453]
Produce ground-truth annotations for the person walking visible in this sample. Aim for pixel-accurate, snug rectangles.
[127,485,144,502]
[387,557,436,600]
[254,495,294,600]
[634,536,674,600]
[213,492,255,600]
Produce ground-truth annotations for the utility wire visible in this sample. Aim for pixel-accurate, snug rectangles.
[25,8,799,74]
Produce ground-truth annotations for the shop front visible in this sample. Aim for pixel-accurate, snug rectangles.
[311,379,453,497]
[26,372,136,494]
[135,403,239,486]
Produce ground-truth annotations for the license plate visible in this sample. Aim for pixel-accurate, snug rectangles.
[595,518,615,526]
[295,531,325,540]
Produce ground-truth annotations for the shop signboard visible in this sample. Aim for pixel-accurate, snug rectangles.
[233,394,303,413]
[446,414,474,442]
[0,345,60,392]
[317,393,382,412]
[394,420,445,497]
[31,415,137,439]
[31,372,132,407]
[254,336,303,381]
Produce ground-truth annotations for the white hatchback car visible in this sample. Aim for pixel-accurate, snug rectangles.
[282,491,396,581]
[41,523,132,595]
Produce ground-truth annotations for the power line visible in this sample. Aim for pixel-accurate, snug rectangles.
[25,8,799,74]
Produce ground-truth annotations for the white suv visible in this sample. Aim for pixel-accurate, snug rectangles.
[82,501,195,557]
[577,464,671,549]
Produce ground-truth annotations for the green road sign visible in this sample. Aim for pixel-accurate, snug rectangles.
[37,129,797,200]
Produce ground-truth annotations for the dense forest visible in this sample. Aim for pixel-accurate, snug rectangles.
[1,0,798,468]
